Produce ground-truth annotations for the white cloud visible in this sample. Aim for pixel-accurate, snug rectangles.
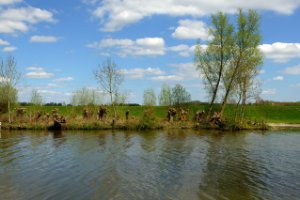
[262,89,277,95]
[282,64,300,75]
[172,19,211,40]
[273,76,284,81]
[2,46,17,52]
[259,43,300,63]
[54,77,74,82]
[0,76,10,83]
[0,39,10,46]
[119,67,164,79]
[87,37,165,57]
[92,0,300,32]
[30,35,59,43]
[25,67,54,79]
[47,83,59,88]
[0,6,55,34]
[168,44,197,57]
[151,62,201,81]
[26,71,54,79]
[82,0,99,5]
[26,66,44,71]
[151,75,182,81]
[0,0,21,5]
[169,62,201,80]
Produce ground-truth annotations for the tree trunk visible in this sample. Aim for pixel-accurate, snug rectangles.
[8,101,11,123]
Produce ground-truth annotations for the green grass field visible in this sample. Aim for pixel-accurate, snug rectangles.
[1,103,299,130]
[7,103,300,123]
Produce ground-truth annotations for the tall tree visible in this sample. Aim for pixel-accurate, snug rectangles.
[143,89,156,106]
[94,58,124,119]
[171,84,191,106]
[30,89,43,105]
[158,83,172,106]
[0,56,21,123]
[71,87,103,106]
[220,9,263,117]
[195,12,233,115]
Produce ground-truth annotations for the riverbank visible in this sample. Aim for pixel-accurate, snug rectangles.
[0,119,270,131]
[0,103,299,131]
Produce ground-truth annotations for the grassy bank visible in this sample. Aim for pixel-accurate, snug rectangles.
[0,103,299,131]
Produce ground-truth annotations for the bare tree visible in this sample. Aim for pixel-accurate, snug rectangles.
[94,58,124,119]
[0,56,21,123]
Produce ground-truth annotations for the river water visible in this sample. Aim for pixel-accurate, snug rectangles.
[0,130,300,200]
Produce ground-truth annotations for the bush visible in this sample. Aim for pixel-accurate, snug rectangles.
[137,107,158,130]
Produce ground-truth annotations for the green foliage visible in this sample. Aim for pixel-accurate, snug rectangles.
[171,84,191,106]
[30,89,43,105]
[143,88,156,106]
[71,87,103,106]
[0,85,17,113]
[159,83,172,106]
[137,107,159,130]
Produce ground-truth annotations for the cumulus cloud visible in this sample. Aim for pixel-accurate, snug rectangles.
[172,19,211,40]
[273,76,284,81]
[30,35,59,43]
[25,66,54,79]
[54,77,74,82]
[262,88,277,95]
[151,75,182,81]
[168,44,197,57]
[0,39,10,46]
[91,0,300,32]
[151,62,201,81]
[0,0,21,5]
[26,66,44,71]
[0,76,10,83]
[2,46,17,52]
[87,37,165,57]
[259,43,300,63]
[0,6,55,34]
[282,64,300,75]
[119,67,164,79]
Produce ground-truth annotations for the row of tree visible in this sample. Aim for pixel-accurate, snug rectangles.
[1,9,263,124]
[143,84,191,106]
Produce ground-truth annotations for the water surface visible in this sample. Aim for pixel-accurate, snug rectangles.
[1,130,300,200]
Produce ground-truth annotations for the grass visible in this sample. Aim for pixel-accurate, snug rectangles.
[0,103,299,130]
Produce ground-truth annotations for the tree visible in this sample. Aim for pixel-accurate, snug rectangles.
[114,91,129,105]
[158,83,172,106]
[171,84,191,106]
[220,9,263,117]
[0,56,21,123]
[94,58,124,119]
[71,87,103,106]
[143,89,156,106]
[30,89,43,105]
[195,12,233,115]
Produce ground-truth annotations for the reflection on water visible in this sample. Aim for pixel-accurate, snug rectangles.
[0,130,300,200]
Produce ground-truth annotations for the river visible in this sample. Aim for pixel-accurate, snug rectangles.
[0,130,300,200]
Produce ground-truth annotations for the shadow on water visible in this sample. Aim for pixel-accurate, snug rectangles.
[197,132,269,200]
[49,130,67,148]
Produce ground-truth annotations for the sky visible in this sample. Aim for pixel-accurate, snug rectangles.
[0,0,300,104]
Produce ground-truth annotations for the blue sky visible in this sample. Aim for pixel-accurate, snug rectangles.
[0,0,300,104]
